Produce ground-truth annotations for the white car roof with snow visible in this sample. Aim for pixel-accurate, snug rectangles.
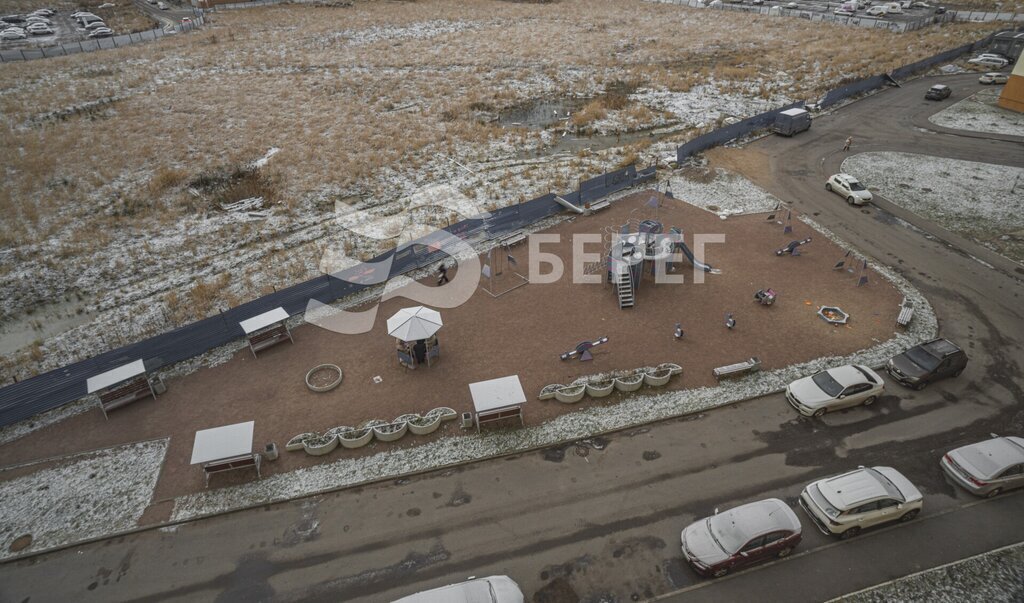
[825,365,873,387]
[780,108,808,117]
[950,437,1024,479]
[817,467,904,509]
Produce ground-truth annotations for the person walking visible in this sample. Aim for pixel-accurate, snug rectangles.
[437,263,449,285]
[843,136,853,152]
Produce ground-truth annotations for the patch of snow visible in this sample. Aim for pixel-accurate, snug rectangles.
[253,147,280,169]
[928,88,1024,137]
[842,152,1024,263]
[667,168,783,216]
[0,439,168,561]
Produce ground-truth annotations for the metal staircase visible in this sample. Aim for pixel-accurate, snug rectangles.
[615,267,634,309]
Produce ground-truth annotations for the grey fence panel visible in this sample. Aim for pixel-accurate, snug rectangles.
[677,101,805,163]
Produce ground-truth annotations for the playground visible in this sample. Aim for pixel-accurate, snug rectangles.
[0,190,903,526]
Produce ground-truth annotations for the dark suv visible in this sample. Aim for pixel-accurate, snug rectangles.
[887,338,967,390]
[925,85,952,101]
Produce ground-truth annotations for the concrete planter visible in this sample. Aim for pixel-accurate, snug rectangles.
[338,427,373,449]
[658,362,683,376]
[408,414,443,435]
[373,421,409,442]
[585,380,615,398]
[555,385,586,403]
[303,434,339,456]
[426,407,458,422]
[305,364,343,392]
[285,432,316,452]
[539,384,565,400]
[614,374,644,392]
[644,370,673,387]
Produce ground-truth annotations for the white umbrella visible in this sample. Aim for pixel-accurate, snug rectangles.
[386,306,443,342]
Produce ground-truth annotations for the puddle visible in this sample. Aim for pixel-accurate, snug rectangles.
[498,98,587,129]
[0,296,95,356]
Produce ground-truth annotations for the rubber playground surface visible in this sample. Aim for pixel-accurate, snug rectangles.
[0,191,902,524]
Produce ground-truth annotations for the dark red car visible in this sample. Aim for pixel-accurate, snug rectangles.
[681,498,803,578]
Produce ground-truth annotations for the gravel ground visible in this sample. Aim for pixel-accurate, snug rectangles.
[169,214,936,523]
[0,439,168,561]
[928,87,1024,138]
[842,152,1024,264]
[831,540,1024,603]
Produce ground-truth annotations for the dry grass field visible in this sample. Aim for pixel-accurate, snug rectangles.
[0,0,1000,382]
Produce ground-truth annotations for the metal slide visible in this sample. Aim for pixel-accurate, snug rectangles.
[675,241,716,273]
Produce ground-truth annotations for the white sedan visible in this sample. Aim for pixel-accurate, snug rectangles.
[0,28,27,40]
[826,173,873,205]
[786,364,884,417]
[968,56,1008,68]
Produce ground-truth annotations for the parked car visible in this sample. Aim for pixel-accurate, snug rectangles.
[26,23,53,35]
[886,338,967,390]
[942,435,1024,498]
[834,9,854,15]
[71,11,94,18]
[866,5,888,15]
[25,16,51,24]
[883,1,903,12]
[681,498,801,578]
[751,0,764,4]
[968,56,1009,68]
[784,2,799,7]
[786,364,884,417]
[1,15,27,24]
[911,1,931,7]
[826,173,873,205]
[1,28,27,39]
[393,576,524,603]
[934,5,945,12]
[85,21,108,30]
[799,466,922,539]
[87,27,113,38]
[157,1,169,8]
[974,52,1009,61]
[30,8,55,16]
[979,72,1009,85]
[925,84,952,100]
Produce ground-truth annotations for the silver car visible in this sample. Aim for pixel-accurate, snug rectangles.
[826,173,873,205]
[392,576,524,603]
[786,364,884,417]
[941,435,1024,497]
[800,466,922,538]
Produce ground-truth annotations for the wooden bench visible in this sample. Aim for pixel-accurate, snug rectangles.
[713,357,762,380]
[896,297,914,328]
[98,377,154,418]
[476,406,524,431]
[248,324,293,358]
[202,453,261,487]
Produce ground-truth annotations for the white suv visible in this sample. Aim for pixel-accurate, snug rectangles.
[799,466,922,539]
[826,173,873,205]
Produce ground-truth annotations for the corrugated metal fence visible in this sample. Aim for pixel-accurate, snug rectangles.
[0,166,653,427]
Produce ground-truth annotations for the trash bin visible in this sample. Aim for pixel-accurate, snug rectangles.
[151,375,167,395]
[461,412,473,429]
[264,442,279,461]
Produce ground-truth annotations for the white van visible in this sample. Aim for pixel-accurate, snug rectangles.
[392,576,524,603]
[884,1,903,11]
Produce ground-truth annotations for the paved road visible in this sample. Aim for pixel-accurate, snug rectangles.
[1,76,1022,603]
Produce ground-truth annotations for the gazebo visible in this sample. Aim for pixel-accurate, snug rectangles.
[387,306,442,369]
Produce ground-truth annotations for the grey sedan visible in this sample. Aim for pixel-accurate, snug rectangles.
[941,435,1024,497]
[786,364,884,417]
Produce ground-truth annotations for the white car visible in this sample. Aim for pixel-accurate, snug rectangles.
[834,9,854,15]
[826,173,873,205]
[786,364,884,417]
[968,56,1009,68]
[979,72,1009,85]
[799,466,923,538]
[0,28,27,39]
[87,27,113,38]
[25,16,51,24]
[393,576,524,603]
[30,9,55,16]
[72,11,97,18]
[866,5,887,14]
[26,23,53,35]
[157,1,169,8]
[85,20,108,29]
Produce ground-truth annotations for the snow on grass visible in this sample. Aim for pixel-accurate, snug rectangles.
[0,439,167,560]
[170,216,937,522]
[667,167,783,216]
[632,84,791,131]
[830,541,1024,603]
[928,87,1024,137]
[842,152,1024,263]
